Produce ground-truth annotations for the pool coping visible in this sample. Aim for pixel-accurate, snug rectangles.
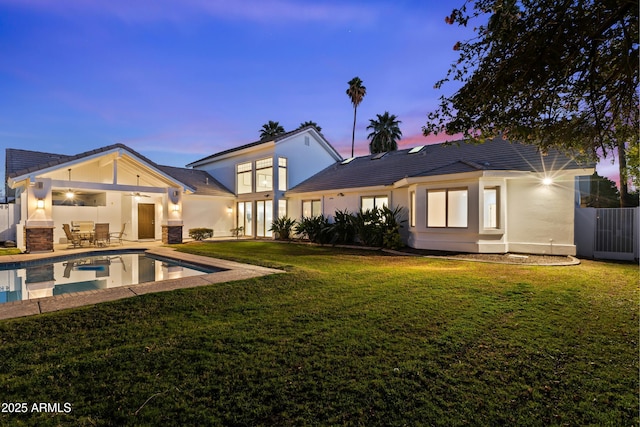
[0,246,284,321]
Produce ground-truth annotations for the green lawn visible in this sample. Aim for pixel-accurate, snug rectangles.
[0,242,637,426]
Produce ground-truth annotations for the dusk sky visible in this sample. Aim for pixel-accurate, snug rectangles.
[0,0,618,181]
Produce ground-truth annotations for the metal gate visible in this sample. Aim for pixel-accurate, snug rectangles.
[594,208,638,261]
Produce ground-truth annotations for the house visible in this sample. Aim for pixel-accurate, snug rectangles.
[5,126,594,255]
[6,144,235,252]
[285,139,594,255]
[186,125,343,237]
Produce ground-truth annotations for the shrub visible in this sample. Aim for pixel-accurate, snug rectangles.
[295,216,331,244]
[327,209,356,245]
[188,228,214,241]
[351,206,405,249]
[269,217,297,240]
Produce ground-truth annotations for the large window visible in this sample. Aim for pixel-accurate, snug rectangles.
[255,158,273,192]
[278,158,287,191]
[427,189,468,228]
[483,187,498,228]
[256,200,273,237]
[237,201,253,236]
[410,191,416,227]
[361,196,388,211]
[237,162,252,194]
[302,200,321,217]
[278,200,287,219]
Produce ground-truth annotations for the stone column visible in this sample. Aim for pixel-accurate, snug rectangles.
[162,225,183,244]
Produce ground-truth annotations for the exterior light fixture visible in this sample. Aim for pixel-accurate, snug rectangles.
[173,204,180,212]
[226,207,233,214]
[66,190,74,199]
[542,177,553,186]
[36,199,45,209]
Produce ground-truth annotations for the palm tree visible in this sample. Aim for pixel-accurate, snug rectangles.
[346,77,366,157]
[259,121,285,140]
[367,112,402,154]
[299,121,322,132]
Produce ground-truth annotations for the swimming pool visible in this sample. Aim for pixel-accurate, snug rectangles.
[0,250,222,304]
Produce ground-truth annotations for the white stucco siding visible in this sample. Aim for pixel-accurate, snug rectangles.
[181,196,235,238]
[275,134,341,189]
[506,177,576,255]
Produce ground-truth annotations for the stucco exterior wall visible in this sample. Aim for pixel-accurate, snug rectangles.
[506,177,576,255]
[181,196,235,238]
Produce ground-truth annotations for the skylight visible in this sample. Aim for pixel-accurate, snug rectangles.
[371,152,386,160]
[341,157,355,165]
[408,145,425,154]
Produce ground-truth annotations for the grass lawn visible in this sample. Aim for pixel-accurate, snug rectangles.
[0,242,637,426]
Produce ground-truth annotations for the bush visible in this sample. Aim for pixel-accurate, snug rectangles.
[327,209,356,245]
[269,217,297,240]
[351,206,405,249]
[188,228,214,241]
[295,216,331,244]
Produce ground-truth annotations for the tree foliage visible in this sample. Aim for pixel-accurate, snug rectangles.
[346,76,367,157]
[299,121,322,132]
[367,111,403,154]
[424,0,639,205]
[259,120,285,140]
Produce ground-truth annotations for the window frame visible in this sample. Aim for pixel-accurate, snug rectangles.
[426,188,469,229]
[236,162,253,194]
[302,199,322,217]
[278,157,287,191]
[360,195,388,212]
[255,158,273,193]
[482,186,499,229]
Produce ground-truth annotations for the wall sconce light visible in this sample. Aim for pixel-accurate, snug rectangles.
[66,190,74,199]
[226,207,233,214]
[337,192,345,197]
[36,199,45,209]
[172,204,180,212]
[542,177,553,186]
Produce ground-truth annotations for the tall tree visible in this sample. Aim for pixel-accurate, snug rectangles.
[424,0,639,206]
[299,121,322,132]
[367,112,403,154]
[346,77,367,157]
[259,121,285,140]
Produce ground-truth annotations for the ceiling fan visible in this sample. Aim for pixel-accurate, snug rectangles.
[127,174,151,199]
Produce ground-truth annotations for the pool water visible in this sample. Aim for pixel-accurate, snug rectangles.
[0,251,220,304]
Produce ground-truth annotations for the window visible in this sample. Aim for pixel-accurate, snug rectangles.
[410,191,416,227]
[427,189,468,228]
[237,162,252,194]
[361,196,388,212]
[278,158,287,191]
[255,158,273,192]
[483,187,498,228]
[278,200,287,219]
[302,200,321,217]
[256,200,273,237]
[237,201,252,236]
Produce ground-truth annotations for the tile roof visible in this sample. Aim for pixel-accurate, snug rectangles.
[186,125,337,167]
[288,138,594,194]
[6,144,233,196]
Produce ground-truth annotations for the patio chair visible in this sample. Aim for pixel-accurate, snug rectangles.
[109,223,126,245]
[62,224,82,248]
[94,223,110,247]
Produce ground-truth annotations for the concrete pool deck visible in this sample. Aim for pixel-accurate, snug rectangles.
[0,241,284,320]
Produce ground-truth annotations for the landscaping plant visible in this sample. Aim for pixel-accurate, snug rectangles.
[188,228,214,241]
[269,217,297,240]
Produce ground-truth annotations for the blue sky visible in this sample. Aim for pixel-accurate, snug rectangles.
[0,0,617,181]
